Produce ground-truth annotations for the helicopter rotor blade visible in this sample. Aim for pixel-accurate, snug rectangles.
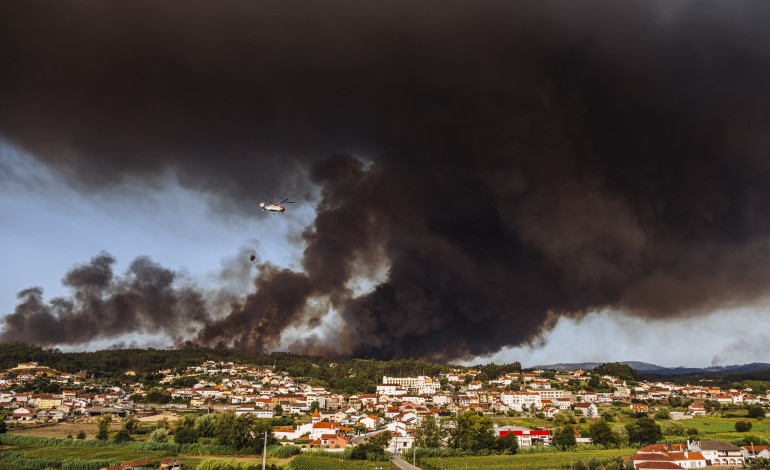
[260,197,272,203]
[265,191,277,202]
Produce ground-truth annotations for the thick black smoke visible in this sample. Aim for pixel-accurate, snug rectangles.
[0,253,208,345]
[3,1,770,359]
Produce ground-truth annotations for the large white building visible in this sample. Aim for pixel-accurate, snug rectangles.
[382,376,440,395]
[500,391,542,411]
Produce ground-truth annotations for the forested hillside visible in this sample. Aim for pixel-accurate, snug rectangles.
[0,343,522,394]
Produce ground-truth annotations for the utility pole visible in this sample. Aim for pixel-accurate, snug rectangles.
[262,429,268,470]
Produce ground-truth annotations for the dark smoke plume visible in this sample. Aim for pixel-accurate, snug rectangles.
[0,253,208,346]
[3,1,770,359]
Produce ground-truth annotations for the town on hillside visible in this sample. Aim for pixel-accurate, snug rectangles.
[2,358,770,469]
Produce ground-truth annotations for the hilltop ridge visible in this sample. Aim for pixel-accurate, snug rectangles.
[532,361,770,376]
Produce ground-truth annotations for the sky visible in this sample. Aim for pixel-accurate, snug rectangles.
[2,1,770,368]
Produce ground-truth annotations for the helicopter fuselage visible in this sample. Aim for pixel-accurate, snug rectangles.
[260,202,286,213]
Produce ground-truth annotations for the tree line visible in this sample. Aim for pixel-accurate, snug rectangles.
[0,342,522,394]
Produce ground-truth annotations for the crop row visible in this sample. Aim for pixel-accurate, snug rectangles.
[419,448,635,470]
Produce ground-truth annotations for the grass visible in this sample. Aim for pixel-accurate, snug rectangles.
[0,434,293,469]
[19,445,168,461]
[662,416,770,444]
[419,449,635,470]
[288,455,393,469]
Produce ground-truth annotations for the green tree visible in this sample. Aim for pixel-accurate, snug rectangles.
[552,426,577,449]
[76,430,86,439]
[121,414,139,434]
[155,416,171,430]
[553,410,577,426]
[96,414,111,440]
[368,431,392,450]
[592,362,638,381]
[214,411,275,449]
[447,411,495,452]
[495,432,519,454]
[660,421,685,436]
[113,427,131,443]
[667,395,684,408]
[351,431,390,460]
[587,375,602,391]
[414,415,445,448]
[145,389,171,404]
[590,420,619,447]
[195,413,218,438]
[174,414,199,444]
[274,404,284,416]
[654,407,671,420]
[149,427,168,442]
[748,405,765,419]
[626,417,662,446]
[309,401,320,414]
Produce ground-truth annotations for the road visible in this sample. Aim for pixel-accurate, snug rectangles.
[390,455,422,470]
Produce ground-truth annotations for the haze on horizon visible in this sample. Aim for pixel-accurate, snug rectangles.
[3,0,770,367]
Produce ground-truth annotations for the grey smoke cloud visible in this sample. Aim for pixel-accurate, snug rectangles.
[0,253,208,345]
[3,1,770,360]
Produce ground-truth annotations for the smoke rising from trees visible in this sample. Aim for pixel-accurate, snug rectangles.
[3,1,770,359]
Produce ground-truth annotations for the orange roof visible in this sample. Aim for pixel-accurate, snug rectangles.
[312,408,320,417]
[635,463,684,469]
[744,445,770,452]
[639,444,671,453]
[313,421,336,429]
[631,453,673,462]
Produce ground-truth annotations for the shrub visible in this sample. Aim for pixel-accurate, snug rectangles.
[112,427,131,443]
[267,444,301,458]
[660,421,685,436]
[735,421,753,432]
[149,428,169,443]
[748,406,766,419]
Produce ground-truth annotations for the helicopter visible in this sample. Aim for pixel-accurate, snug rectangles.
[259,191,294,214]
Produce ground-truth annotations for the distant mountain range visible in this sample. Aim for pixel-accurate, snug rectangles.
[531,361,770,376]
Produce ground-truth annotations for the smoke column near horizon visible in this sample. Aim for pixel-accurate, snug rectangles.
[3,1,770,360]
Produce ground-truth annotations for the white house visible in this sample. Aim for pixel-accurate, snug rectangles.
[741,445,770,460]
[688,440,744,467]
[500,391,542,411]
[359,414,382,430]
[572,403,598,418]
[234,407,274,419]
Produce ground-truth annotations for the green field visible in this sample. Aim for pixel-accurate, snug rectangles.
[683,416,770,433]
[0,435,288,469]
[287,455,392,469]
[668,416,770,442]
[419,449,635,470]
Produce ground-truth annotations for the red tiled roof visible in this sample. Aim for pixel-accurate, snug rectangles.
[635,463,683,469]
[631,453,674,462]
